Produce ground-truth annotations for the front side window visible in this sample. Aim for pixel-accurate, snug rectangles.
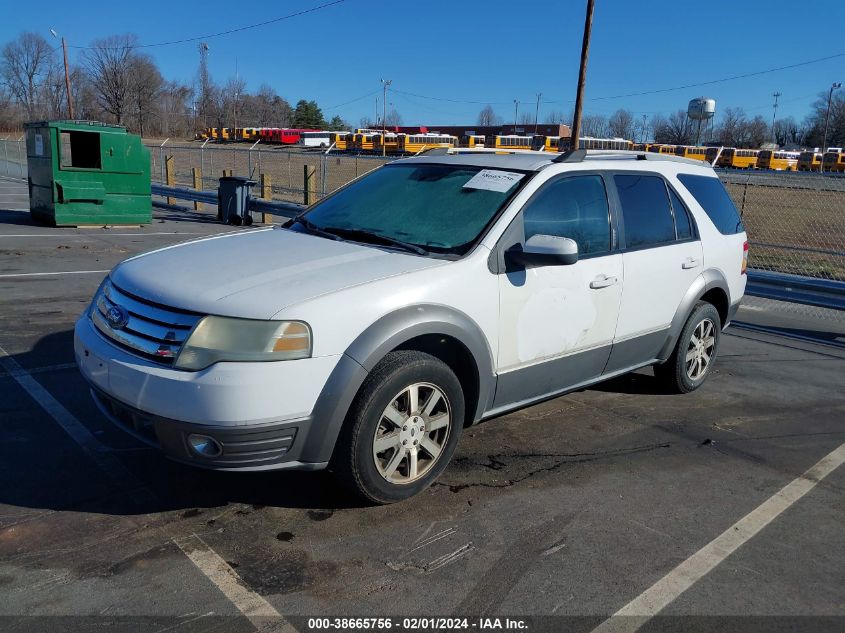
[614,174,675,248]
[677,174,744,235]
[522,175,611,255]
[298,163,527,255]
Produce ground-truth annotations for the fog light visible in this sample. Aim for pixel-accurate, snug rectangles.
[188,434,222,458]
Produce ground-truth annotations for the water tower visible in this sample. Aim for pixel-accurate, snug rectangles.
[687,97,716,145]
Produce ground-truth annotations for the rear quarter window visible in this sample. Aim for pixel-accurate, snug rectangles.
[677,174,744,235]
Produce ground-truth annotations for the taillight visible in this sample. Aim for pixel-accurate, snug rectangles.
[741,241,748,275]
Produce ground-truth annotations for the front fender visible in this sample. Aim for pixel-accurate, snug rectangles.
[299,304,496,464]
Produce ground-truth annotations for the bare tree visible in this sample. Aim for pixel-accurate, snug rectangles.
[85,34,139,125]
[477,104,498,126]
[581,114,609,138]
[1,32,56,119]
[655,110,693,145]
[715,107,745,147]
[802,87,845,149]
[608,109,635,140]
[385,107,402,126]
[773,116,800,147]
[129,55,163,137]
[544,110,571,125]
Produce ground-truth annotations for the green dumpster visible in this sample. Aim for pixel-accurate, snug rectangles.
[25,120,152,226]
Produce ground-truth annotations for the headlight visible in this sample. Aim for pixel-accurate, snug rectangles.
[174,316,311,370]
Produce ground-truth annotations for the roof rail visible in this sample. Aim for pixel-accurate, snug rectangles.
[553,149,708,166]
[443,147,548,156]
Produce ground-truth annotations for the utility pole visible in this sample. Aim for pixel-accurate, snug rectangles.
[50,29,74,119]
[380,78,392,156]
[822,82,842,154]
[641,114,648,143]
[569,0,595,152]
[534,93,542,134]
[771,91,781,144]
[513,100,519,132]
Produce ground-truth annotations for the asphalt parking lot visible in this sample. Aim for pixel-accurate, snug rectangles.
[0,175,843,632]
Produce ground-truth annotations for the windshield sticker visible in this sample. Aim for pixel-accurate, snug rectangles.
[463,170,524,193]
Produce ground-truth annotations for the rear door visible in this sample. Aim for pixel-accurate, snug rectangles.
[494,173,623,407]
[605,172,703,372]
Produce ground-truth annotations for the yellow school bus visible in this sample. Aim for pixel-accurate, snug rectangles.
[465,134,486,148]
[757,150,800,170]
[544,136,562,152]
[329,132,349,151]
[397,134,457,154]
[493,135,535,150]
[676,146,708,162]
[658,144,677,155]
[720,148,759,169]
[372,133,400,154]
[798,151,822,171]
[822,151,845,172]
[704,147,724,165]
[632,143,652,152]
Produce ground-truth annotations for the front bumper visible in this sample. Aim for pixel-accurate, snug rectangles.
[74,314,342,471]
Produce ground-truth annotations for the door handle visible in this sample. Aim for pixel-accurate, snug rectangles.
[589,275,618,289]
[682,257,701,269]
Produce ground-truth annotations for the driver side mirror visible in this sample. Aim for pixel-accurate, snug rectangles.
[507,234,579,267]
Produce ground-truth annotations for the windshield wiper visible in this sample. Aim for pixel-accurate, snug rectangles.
[294,216,341,241]
[320,226,429,256]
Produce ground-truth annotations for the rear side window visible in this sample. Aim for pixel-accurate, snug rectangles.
[614,175,675,248]
[677,174,744,234]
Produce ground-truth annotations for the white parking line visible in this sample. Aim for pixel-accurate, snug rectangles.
[0,344,152,503]
[590,442,845,633]
[0,270,109,278]
[1,344,287,630]
[175,533,296,633]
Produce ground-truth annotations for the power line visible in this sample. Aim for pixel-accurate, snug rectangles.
[325,89,381,110]
[590,52,845,101]
[68,0,346,49]
[393,51,845,107]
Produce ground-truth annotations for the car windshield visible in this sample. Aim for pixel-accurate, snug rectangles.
[294,163,527,256]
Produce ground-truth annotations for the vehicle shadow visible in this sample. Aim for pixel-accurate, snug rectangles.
[0,329,365,518]
[586,368,676,396]
[0,208,38,226]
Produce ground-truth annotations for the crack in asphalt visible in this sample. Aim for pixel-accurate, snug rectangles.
[437,442,672,492]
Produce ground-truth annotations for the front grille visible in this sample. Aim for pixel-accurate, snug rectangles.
[91,280,202,365]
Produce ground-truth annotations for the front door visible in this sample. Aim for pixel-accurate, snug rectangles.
[494,173,623,408]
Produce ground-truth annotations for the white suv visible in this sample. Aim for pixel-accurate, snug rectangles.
[75,149,747,503]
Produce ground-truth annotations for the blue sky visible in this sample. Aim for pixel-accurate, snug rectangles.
[5,0,844,126]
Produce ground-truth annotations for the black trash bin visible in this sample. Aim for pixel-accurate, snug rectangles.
[217,176,256,225]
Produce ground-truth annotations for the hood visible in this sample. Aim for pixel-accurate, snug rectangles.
[110,228,443,319]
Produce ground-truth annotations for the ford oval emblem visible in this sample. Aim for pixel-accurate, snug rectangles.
[105,305,129,330]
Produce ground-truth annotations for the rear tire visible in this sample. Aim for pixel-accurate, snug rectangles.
[331,351,464,504]
[655,301,721,394]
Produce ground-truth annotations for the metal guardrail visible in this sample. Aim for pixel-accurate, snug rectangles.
[150,183,302,219]
[746,270,845,311]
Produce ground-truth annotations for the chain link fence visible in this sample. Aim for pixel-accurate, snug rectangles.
[145,141,393,204]
[0,136,26,180]
[720,170,845,282]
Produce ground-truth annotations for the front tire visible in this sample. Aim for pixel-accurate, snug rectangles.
[331,351,464,504]
[655,301,721,393]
